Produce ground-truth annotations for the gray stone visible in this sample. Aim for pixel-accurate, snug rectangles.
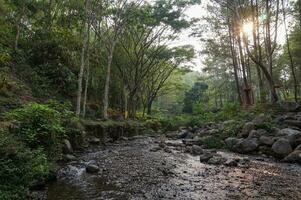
[239,122,255,138]
[295,144,301,151]
[199,152,214,162]
[86,164,99,173]
[272,138,293,157]
[63,154,76,162]
[259,136,274,146]
[224,159,238,167]
[179,130,194,139]
[284,120,301,128]
[207,155,227,165]
[283,150,301,164]
[248,130,262,138]
[191,145,203,155]
[277,128,301,147]
[234,138,259,153]
[182,138,200,146]
[62,139,73,154]
[89,137,101,144]
[150,146,161,152]
[225,137,241,150]
[252,114,271,126]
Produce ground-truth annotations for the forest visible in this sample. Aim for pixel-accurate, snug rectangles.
[0,0,301,199]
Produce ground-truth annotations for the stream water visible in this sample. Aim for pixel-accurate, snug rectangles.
[47,136,301,200]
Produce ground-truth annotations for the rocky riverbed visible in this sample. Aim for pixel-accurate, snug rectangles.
[45,135,301,200]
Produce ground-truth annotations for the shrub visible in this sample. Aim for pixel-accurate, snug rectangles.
[6,103,65,158]
[200,135,225,149]
[0,129,51,200]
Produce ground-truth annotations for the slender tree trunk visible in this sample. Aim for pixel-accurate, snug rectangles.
[82,21,91,117]
[237,32,252,106]
[147,98,154,115]
[282,0,298,102]
[76,0,90,117]
[123,86,128,119]
[14,5,25,51]
[227,15,242,104]
[103,40,117,119]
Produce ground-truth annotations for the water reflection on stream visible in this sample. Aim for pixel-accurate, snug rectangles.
[47,138,301,200]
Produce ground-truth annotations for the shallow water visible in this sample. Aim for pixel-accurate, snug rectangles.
[47,137,301,200]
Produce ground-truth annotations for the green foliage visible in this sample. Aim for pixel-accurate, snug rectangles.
[200,136,225,149]
[6,103,65,157]
[183,82,208,113]
[0,129,51,200]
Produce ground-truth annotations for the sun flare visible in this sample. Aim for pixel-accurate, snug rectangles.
[242,22,254,35]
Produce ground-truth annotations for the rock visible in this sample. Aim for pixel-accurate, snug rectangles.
[207,155,227,165]
[163,147,172,153]
[225,137,241,150]
[277,128,301,147]
[165,131,179,139]
[150,146,161,152]
[199,152,214,162]
[296,144,301,151]
[224,159,238,167]
[182,138,200,146]
[179,130,194,139]
[62,139,73,154]
[259,136,274,146]
[234,138,259,153]
[252,114,271,126]
[277,102,301,112]
[86,164,99,173]
[191,145,203,155]
[284,120,301,128]
[272,138,293,157]
[283,150,301,164]
[63,154,77,162]
[248,130,262,138]
[239,122,255,138]
[119,136,128,141]
[89,137,101,144]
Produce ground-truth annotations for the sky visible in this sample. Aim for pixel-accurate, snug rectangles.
[174,3,207,72]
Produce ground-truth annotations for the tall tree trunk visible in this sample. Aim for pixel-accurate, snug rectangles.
[227,15,242,105]
[103,41,117,119]
[14,5,25,51]
[282,0,298,102]
[82,20,91,117]
[123,86,128,119]
[237,32,252,106]
[76,0,90,117]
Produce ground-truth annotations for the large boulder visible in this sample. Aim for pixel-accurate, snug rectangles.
[238,122,255,138]
[283,150,301,164]
[191,145,203,155]
[225,137,241,150]
[248,130,263,139]
[277,128,301,148]
[252,114,271,127]
[272,138,293,158]
[62,139,73,154]
[86,164,100,173]
[259,136,274,146]
[277,102,301,112]
[296,144,301,151]
[179,130,194,139]
[199,152,214,162]
[207,155,227,165]
[234,138,259,153]
[284,120,301,128]
[89,136,101,145]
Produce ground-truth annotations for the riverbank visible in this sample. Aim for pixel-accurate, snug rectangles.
[46,135,301,200]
